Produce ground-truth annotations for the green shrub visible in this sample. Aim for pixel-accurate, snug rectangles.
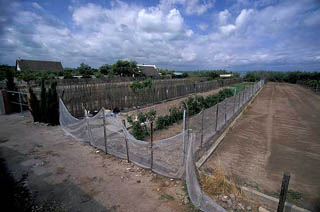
[130,78,152,92]
[127,109,157,140]
[28,87,41,122]
[156,115,171,130]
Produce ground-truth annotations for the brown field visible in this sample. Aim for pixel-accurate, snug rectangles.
[203,82,320,211]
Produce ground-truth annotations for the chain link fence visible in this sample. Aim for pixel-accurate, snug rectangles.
[59,80,264,212]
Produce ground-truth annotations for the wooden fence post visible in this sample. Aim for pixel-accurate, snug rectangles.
[102,108,108,154]
[277,172,291,212]
[122,120,130,163]
[150,122,153,169]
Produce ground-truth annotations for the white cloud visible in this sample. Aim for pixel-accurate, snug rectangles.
[197,23,208,30]
[218,9,231,25]
[0,0,320,71]
[235,9,253,27]
[31,2,43,11]
[159,0,214,15]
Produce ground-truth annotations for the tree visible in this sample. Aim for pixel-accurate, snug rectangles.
[46,81,59,125]
[40,79,47,122]
[77,63,93,76]
[6,68,16,91]
[99,64,111,75]
[28,87,41,122]
[111,60,139,77]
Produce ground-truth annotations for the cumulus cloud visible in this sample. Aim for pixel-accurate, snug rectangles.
[160,0,214,15]
[218,9,231,25]
[0,0,319,70]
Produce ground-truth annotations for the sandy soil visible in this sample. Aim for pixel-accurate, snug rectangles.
[203,82,320,211]
[0,113,191,212]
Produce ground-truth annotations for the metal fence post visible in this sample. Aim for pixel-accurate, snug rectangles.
[150,122,153,169]
[102,108,108,154]
[181,109,186,165]
[122,120,130,163]
[233,94,237,115]
[200,109,204,148]
[215,103,219,131]
[18,92,23,113]
[224,100,227,124]
[277,172,291,212]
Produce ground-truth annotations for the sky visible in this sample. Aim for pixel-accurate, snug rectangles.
[0,0,320,71]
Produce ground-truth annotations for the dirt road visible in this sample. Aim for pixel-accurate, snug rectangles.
[0,114,190,212]
[203,82,320,211]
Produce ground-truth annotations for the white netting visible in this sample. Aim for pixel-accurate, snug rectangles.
[59,80,264,212]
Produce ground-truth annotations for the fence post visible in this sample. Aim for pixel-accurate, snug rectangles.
[18,92,23,113]
[200,109,204,148]
[122,120,130,163]
[150,121,153,169]
[102,108,108,154]
[233,93,237,115]
[85,109,94,145]
[181,109,186,165]
[224,100,227,124]
[215,103,219,131]
[277,172,291,212]
[252,84,254,98]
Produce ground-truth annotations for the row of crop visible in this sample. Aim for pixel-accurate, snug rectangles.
[127,88,235,140]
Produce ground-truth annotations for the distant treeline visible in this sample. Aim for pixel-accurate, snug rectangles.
[244,71,320,84]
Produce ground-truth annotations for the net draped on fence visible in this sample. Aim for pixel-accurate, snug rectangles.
[59,80,264,212]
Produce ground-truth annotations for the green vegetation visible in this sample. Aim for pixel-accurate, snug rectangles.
[274,189,302,203]
[155,88,233,130]
[130,78,152,92]
[244,71,320,83]
[28,79,59,125]
[230,82,252,94]
[127,109,156,140]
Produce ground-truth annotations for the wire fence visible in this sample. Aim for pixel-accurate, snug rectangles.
[59,80,265,212]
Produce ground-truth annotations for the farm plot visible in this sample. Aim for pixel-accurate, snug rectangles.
[203,82,320,211]
[122,86,228,141]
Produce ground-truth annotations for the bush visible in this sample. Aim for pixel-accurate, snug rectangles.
[127,109,157,140]
[156,115,171,130]
[28,87,41,122]
[130,78,152,92]
[31,79,59,125]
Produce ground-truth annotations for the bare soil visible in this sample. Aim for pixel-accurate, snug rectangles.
[203,82,320,211]
[0,114,191,212]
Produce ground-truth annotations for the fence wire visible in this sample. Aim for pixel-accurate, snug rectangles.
[59,80,264,212]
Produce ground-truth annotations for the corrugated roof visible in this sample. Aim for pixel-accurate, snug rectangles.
[16,59,63,72]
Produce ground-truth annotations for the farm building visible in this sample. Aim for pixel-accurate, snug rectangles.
[16,59,64,73]
[137,64,160,79]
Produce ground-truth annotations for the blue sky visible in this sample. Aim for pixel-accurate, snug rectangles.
[0,0,320,71]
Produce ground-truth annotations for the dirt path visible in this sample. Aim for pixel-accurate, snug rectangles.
[0,114,190,212]
[203,82,320,211]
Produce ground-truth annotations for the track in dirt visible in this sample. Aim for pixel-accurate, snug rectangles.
[203,82,320,211]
